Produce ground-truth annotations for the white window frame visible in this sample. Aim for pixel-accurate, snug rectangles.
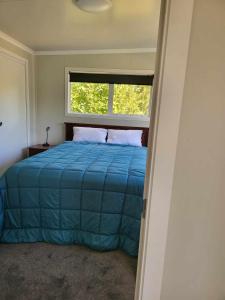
[65,67,154,122]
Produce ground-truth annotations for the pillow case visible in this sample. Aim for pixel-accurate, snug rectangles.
[73,127,107,143]
[107,129,143,147]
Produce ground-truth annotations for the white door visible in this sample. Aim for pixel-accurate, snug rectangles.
[0,52,28,176]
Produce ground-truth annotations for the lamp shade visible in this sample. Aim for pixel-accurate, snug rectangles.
[74,0,112,13]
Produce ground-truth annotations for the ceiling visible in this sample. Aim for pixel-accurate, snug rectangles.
[0,0,161,51]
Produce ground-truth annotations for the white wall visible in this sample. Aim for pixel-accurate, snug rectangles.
[35,52,156,144]
[161,1,225,299]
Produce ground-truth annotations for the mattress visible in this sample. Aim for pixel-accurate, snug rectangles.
[0,142,147,256]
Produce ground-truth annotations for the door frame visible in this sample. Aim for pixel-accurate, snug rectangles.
[0,47,30,149]
[135,0,195,299]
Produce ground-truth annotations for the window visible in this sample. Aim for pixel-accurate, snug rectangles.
[66,70,154,119]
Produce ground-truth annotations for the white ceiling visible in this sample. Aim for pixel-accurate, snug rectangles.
[0,0,161,51]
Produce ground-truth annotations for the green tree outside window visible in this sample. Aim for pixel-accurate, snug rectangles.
[70,82,151,116]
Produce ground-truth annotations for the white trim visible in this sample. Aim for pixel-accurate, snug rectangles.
[0,47,27,65]
[24,58,30,149]
[65,67,153,123]
[30,53,37,144]
[135,0,194,299]
[35,48,157,56]
[108,84,114,114]
[0,46,30,152]
[0,30,34,54]
[65,69,70,118]
[66,112,150,122]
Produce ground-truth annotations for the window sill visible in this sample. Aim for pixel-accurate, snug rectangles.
[65,112,150,122]
[65,113,150,127]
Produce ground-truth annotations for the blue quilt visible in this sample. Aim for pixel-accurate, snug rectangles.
[0,142,147,256]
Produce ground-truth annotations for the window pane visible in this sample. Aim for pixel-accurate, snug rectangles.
[70,82,109,114]
[113,84,151,115]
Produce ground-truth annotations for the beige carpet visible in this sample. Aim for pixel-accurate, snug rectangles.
[0,243,137,300]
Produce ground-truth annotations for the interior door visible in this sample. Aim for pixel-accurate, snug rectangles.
[0,52,28,176]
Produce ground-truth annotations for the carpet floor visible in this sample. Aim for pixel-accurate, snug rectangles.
[0,243,137,300]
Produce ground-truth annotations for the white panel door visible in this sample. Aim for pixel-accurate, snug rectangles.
[0,52,28,176]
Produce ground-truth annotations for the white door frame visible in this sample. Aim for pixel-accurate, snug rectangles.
[135,0,195,299]
[0,47,30,149]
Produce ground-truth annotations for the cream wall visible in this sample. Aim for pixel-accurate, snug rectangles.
[161,1,225,299]
[0,37,36,144]
[36,52,156,144]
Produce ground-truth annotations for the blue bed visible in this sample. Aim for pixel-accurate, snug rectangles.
[0,142,147,256]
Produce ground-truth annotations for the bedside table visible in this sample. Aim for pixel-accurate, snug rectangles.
[28,144,56,157]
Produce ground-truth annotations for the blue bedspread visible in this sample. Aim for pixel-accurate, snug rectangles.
[0,142,147,256]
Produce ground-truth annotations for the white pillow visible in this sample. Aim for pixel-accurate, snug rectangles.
[73,127,107,143]
[107,129,142,147]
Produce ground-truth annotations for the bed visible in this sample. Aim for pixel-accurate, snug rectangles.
[0,123,148,256]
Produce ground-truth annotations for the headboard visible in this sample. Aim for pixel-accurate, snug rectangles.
[64,122,149,146]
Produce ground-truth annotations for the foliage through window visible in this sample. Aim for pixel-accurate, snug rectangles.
[113,84,151,115]
[68,72,153,117]
[71,83,109,114]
